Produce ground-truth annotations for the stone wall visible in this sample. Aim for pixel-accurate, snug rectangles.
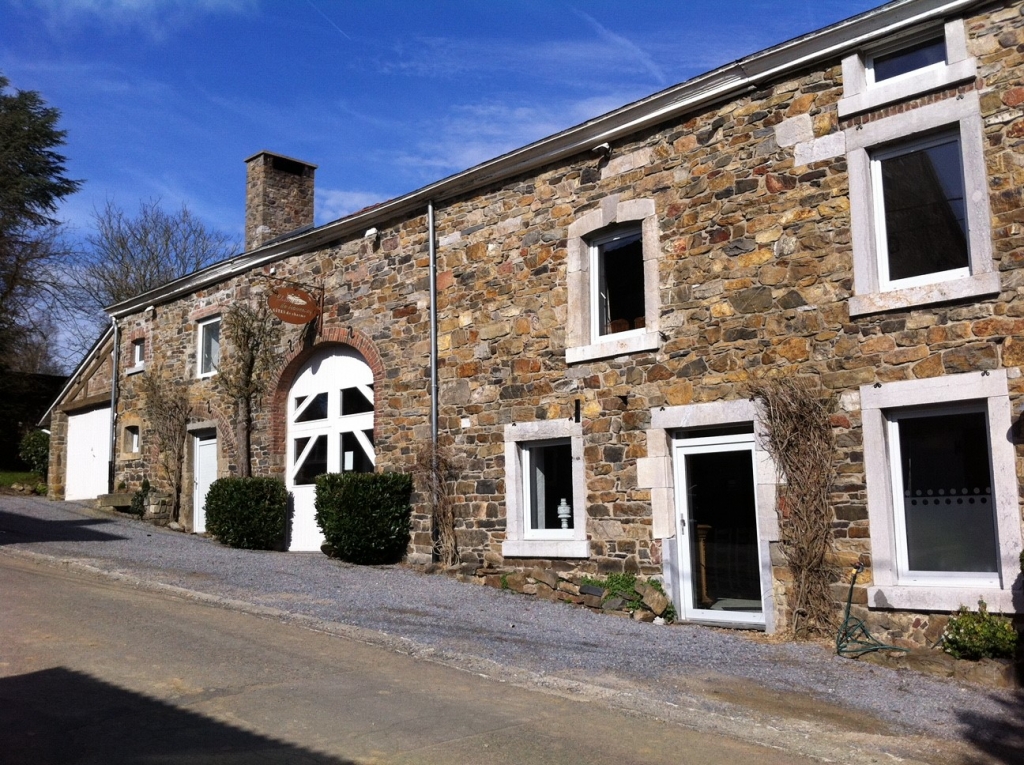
[101,1,1024,641]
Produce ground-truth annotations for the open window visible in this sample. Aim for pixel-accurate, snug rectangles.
[566,197,661,363]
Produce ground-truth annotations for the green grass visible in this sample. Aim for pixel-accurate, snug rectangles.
[0,471,42,487]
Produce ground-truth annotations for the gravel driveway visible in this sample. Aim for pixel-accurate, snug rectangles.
[1,494,1019,763]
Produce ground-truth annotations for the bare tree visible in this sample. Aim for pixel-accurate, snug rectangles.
[216,301,283,477]
[61,199,236,354]
[415,442,460,566]
[139,364,192,521]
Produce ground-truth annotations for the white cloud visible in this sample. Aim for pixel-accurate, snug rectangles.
[317,189,390,224]
[20,0,255,39]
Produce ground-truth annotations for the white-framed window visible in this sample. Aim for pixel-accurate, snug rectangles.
[839,19,976,118]
[846,91,999,316]
[566,196,661,364]
[590,225,645,341]
[870,130,968,292]
[860,371,1022,612]
[124,425,140,454]
[197,317,220,378]
[129,338,146,372]
[502,419,588,558]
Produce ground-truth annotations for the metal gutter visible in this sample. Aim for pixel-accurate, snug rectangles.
[106,0,985,319]
[108,317,119,492]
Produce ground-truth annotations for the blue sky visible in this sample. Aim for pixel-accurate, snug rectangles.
[2,0,884,247]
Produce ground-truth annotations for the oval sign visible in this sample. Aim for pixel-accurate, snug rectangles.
[268,287,320,324]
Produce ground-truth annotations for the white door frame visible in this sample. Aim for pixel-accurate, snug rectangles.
[192,432,217,534]
[673,431,765,627]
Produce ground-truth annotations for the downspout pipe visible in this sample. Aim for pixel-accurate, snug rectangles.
[108,316,119,493]
[428,201,438,449]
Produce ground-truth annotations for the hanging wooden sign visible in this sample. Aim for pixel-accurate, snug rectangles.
[268,287,320,324]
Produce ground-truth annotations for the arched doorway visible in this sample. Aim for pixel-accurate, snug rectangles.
[286,346,375,551]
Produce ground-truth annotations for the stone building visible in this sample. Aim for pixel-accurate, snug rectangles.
[48,0,1024,641]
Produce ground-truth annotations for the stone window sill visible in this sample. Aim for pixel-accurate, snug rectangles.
[867,585,1020,614]
[838,58,977,118]
[566,331,660,364]
[126,364,146,376]
[848,271,1001,317]
[502,539,590,559]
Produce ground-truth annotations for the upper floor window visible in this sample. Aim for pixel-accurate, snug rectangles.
[566,197,661,364]
[839,19,976,119]
[871,130,968,291]
[128,338,145,373]
[590,225,645,339]
[845,91,999,316]
[198,317,220,378]
[868,35,945,85]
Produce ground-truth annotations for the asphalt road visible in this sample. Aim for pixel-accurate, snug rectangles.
[1,555,824,765]
[1,495,1018,764]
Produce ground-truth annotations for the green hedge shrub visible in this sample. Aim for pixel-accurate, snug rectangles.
[315,472,413,564]
[942,601,1018,660]
[205,477,289,550]
[19,430,49,479]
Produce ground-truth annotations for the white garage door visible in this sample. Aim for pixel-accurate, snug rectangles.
[65,407,111,501]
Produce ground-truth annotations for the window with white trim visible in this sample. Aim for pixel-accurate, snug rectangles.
[130,338,145,371]
[846,92,998,316]
[502,420,588,558]
[124,425,140,455]
[566,197,661,364]
[860,371,1022,613]
[871,130,968,292]
[197,317,220,378]
[887,405,997,586]
[839,19,976,118]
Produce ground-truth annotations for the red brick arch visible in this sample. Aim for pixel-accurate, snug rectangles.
[268,327,386,474]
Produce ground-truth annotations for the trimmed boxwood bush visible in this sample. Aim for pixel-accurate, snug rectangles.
[315,472,413,564]
[205,477,289,550]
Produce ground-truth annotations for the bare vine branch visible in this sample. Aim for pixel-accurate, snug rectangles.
[749,376,839,639]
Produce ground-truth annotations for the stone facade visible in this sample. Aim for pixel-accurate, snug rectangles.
[51,0,1024,644]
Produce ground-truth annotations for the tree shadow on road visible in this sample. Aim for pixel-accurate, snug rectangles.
[0,667,355,764]
[0,509,127,545]
[957,689,1024,764]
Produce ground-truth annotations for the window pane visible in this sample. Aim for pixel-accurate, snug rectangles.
[341,385,373,416]
[201,321,220,374]
[294,392,328,422]
[341,430,374,473]
[898,411,997,573]
[596,230,645,336]
[526,441,573,531]
[880,138,968,281]
[873,38,945,82]
[293,435,327,485]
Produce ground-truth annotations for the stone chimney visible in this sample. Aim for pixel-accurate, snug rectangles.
[244,151,317,251]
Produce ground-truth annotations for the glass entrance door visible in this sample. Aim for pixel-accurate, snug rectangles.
[673,431,765,626]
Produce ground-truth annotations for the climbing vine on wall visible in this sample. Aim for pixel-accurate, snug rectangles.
[415,442,460,567]
[749,377,839,639]
[139,364,192,522]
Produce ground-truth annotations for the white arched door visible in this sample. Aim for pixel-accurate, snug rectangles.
[287,347,375,551]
